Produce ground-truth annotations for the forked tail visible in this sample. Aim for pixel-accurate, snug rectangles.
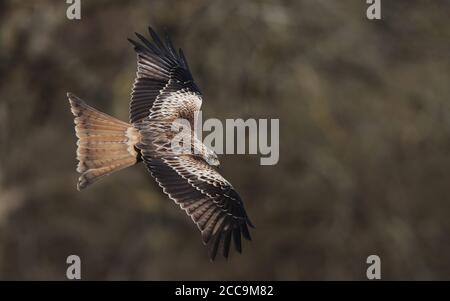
[68,93,140,190]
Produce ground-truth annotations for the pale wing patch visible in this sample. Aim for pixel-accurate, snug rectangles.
[149,84,202,123]
[128,29,201,124]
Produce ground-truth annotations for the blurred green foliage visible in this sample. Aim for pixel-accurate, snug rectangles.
[0,0,449,280]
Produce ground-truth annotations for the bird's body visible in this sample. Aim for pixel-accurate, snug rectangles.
[68,28,253,260]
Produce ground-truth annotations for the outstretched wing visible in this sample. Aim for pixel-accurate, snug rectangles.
[136,121,253,259]
[128,28,202,125]
[143,155,254,260]
[130,28,253,259]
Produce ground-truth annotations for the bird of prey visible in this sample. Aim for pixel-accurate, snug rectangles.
[68,28,254,260]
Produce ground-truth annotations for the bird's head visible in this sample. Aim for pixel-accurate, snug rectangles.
[205,150,220,167]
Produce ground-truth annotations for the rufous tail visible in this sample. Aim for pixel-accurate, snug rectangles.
[68,93,140,190]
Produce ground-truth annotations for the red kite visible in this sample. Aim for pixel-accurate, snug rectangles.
[68,28,253,260]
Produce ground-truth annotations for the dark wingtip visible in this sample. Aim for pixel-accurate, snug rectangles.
[164,32,178,58]
[148,27,165,49]
[127,37,138,46]
[148,27,159,40]
[148,26,156,36]
[134,32,145,40]
[208,242,219,261]
[179,48,185,61]
[233,228,242,254]
[241,223,252,241]
[134,32,148,47]
[128,38,146,53]
[245,211,255,229]
[222,231,232,259]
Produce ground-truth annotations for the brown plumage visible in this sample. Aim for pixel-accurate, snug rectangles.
[68,27,253,260]
[69,93,139,190]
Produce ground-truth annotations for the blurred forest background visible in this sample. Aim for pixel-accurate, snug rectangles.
[1,0,450,280]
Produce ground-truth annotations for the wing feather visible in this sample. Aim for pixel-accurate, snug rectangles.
[129,28,253,260]
[128,28,201,124]
[141,154,253,260]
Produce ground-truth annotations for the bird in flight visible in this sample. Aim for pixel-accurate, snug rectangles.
[68,27,254,260]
